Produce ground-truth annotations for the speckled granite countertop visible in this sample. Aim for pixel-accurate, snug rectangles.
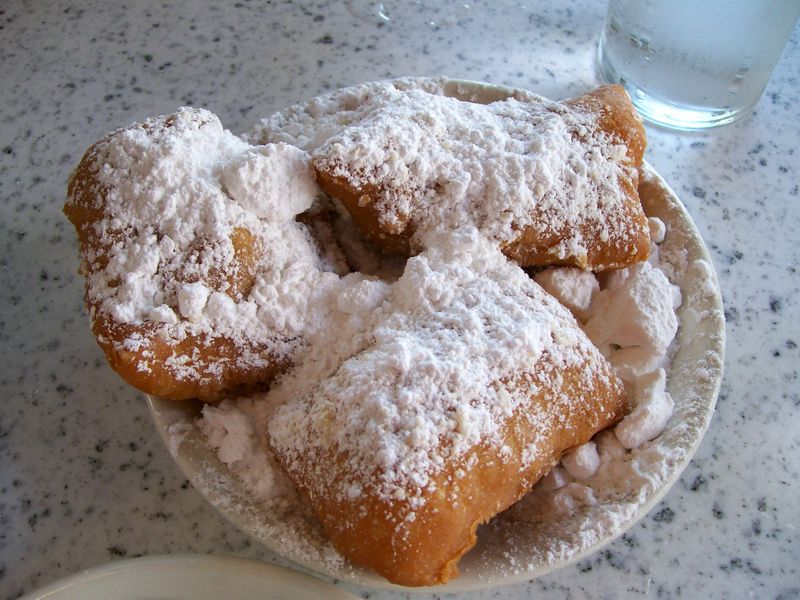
[1,1,798,598]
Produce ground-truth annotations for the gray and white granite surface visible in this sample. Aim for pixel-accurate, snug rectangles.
[1,1,798,598]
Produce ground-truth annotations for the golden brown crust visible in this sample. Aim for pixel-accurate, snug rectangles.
[565,84,646,167]
[274,352,629,586]
[90,315,289,401]
[506,85,649,269]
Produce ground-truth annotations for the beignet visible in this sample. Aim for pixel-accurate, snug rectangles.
[312,84,648,271]
[269,231,629,586]
[64,108,338,401]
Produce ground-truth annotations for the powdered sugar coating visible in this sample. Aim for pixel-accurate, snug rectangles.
[561,441,600,480]
[220,143,317,222]
[67,107,346,391]
[614,368,675,449]
[185,162,722,592]
[269,229,612,507]
[584,261,679,356]
[143,82,724,589]
[310,85,637,261]
[199,398,295,501]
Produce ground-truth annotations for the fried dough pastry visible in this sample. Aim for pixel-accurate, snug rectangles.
[66,81,644,586]
[269,232,630,586]
[312,83,649,271]
[65,108,331,401]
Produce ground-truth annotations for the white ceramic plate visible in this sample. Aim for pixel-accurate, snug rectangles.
[148,80,726,593]
[19,555,359,600]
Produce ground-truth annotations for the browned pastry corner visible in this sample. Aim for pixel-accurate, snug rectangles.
[313,173,416,257]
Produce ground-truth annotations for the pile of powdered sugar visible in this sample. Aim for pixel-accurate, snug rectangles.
[470,167,724,578]
[510,215,682,520]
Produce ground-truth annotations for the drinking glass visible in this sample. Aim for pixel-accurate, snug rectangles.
[598,0,800,130]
